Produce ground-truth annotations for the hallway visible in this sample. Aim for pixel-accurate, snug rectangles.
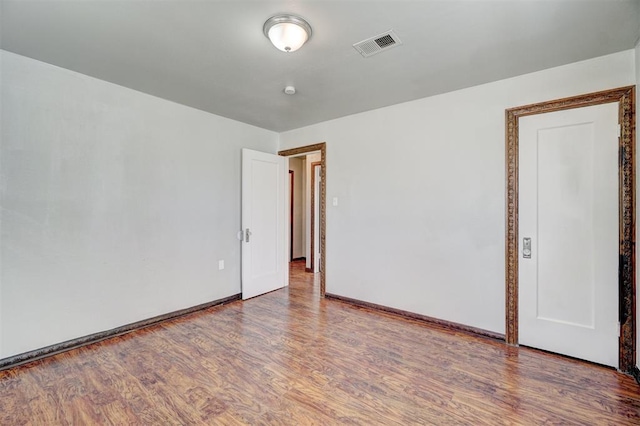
[0,261,639,424]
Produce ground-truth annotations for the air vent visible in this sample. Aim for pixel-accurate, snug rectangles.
[353,30,402,58]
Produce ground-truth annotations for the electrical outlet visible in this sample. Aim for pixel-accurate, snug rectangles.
[218,260,224,270]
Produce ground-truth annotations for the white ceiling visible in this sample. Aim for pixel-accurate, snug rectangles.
[2,1,639,132]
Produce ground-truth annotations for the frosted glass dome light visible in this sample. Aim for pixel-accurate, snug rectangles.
[263,15,312,53]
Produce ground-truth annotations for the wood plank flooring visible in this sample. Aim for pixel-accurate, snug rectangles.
[1,260,639,425]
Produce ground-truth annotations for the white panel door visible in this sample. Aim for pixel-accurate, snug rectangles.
[242,149,287,300]
[519,103,619,367]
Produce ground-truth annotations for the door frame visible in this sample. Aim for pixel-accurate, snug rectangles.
[289,170,294,261]
[504,86,636,372]
[310,161,321,272]
[279,143,327,297]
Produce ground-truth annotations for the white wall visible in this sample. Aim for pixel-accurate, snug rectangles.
[313,164,321,274]
[301,159,307,257]
[305,152,321,270]
[280,50,636,334]
[0,51,278,358]
[0,49,3,357]
[289,157,304,259]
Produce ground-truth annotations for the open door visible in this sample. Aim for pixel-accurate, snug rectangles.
[241,149,287,300]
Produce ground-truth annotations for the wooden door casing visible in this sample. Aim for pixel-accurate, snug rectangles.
[504,86,636,372]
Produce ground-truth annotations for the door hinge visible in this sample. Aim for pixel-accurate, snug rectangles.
[618,322,621,335]
[617,124,621,138]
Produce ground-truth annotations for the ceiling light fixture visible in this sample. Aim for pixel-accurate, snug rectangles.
[263,14,312,53]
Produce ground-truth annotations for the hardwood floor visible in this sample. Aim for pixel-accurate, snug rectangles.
[1,260,639,425]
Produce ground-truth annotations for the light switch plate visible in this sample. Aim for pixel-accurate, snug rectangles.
[218,260,224,270]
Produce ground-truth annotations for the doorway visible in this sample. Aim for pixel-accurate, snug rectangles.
[504,86,636,372]
[279,143,327,297]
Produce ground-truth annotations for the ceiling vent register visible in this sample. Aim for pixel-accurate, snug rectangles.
[353,30,402,57]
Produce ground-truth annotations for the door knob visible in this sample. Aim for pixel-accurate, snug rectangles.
[523,237,531,259]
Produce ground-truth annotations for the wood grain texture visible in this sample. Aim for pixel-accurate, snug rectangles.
[504,86,636,372]
[0,293,241,371]
[1,261,639,425]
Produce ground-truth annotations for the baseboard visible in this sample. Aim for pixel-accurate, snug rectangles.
[0,293,241,371]
[325,293,504,341]
[632,365,640,385]
[305,268,313,273]
[292,257,306,261]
